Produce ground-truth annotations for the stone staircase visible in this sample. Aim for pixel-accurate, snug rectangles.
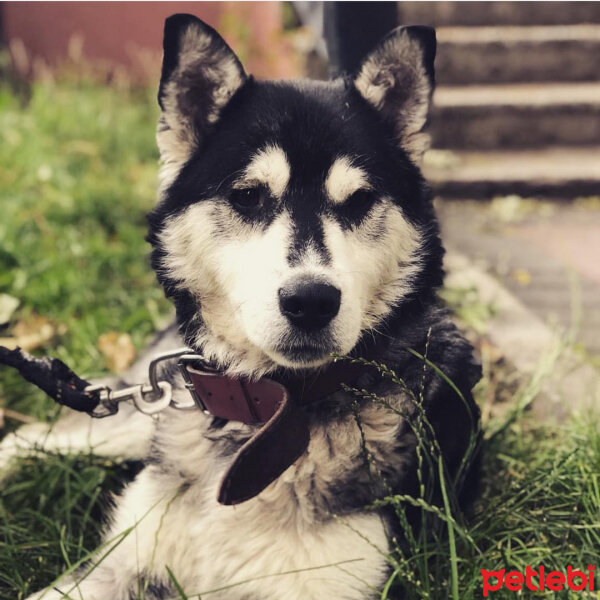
[400,2,600,199]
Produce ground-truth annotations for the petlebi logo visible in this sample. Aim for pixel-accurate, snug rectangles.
[481,565,596,596]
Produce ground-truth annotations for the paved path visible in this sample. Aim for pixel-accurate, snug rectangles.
[438,199,600,359]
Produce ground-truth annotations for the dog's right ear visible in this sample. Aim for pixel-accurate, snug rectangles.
[353,26,436,165]
[157,14,247,188]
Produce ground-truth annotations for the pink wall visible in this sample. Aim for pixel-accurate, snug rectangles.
[2,1,301,80]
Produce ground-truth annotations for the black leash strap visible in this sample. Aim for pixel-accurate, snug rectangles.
[0,346,100,413]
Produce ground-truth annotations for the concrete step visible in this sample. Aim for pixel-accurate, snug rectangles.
[431,82,600,149]
[400,1,600,27]
[423,146,600,199]
[441,201,600,363]
[437,25,600,85]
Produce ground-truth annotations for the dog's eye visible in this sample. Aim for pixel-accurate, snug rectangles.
[345,189,376,215]
[230,186,267,211]
[331,189,377,228]
[346,189,374,208]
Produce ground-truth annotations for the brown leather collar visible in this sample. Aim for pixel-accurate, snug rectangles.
[183,360,374,505]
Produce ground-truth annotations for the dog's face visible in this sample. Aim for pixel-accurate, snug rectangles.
[149,15,443,376]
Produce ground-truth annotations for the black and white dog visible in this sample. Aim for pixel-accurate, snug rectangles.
[23,14,480,600]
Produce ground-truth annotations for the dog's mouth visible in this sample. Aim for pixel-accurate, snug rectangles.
[269,339,338,368]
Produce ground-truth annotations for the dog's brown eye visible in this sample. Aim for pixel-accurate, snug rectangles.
[345,189,376,216]
[346,189,374,207]
[230,187,266,211]
[332,189,377,228]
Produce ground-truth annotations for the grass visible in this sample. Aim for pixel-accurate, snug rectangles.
[0,77,171,595]
[0,77,172,425]
[1,79,599,600]
[375,346,600,600]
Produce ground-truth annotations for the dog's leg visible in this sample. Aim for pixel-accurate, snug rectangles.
[0,399,155,474]
[224,512,392,600]
[25,461,393,600]
[24,466,181,600]
[0,322,182,478]
[26,570,134,600]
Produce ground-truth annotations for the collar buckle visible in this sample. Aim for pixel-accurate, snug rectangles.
[177,353,219,413]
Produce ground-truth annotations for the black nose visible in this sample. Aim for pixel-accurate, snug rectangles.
[279,281,341,331]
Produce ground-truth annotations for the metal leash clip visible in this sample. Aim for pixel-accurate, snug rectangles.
[85,347,205,418]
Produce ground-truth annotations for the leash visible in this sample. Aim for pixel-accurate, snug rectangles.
[0,345,201,418]
[85,348,201,416]
[0,344,376,505]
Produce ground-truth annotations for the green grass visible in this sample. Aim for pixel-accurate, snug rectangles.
[374,349,600,600]
[1,80,599,600]
[0,78,172,425]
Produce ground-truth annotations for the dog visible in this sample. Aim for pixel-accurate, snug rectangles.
[22,14,481,600]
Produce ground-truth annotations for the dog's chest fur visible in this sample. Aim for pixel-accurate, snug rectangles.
[102,382,416,599]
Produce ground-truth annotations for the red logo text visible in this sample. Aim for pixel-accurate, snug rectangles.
[481,565,595,597]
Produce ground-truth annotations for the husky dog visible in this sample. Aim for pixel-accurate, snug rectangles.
[25,14,480,600]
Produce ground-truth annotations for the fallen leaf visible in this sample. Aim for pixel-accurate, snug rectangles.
[479,339,504,364]
[98,332,136,373]
[0,315,58,351]
[512,268,532,286]
[0,294,19,325]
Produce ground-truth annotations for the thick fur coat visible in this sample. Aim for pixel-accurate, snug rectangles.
[23,15,481,600]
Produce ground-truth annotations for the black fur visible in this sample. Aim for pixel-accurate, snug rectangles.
[20,16,483,600]
[149,77,444,344]
[128,575,175,600]
[148,12,480,524]
[158,14,246,143]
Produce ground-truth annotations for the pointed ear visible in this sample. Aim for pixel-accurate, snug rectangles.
[157,14,247,187]
[353,26,436,164]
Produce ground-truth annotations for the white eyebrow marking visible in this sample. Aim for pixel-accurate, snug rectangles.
[325,156,370,205]
[237,144,290,198]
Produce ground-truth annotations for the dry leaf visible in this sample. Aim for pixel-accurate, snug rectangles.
[0,294,19,325]
[0,315,58,351]
[512,268,532,286]
[98,332,136,373]
[479,339,504,364]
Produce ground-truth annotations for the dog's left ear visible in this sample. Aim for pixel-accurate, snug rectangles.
[157,14,247,186]
[353,26,436,164]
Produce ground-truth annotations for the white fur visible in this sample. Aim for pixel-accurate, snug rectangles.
[322,200,423,332]
[325,156,370,205]
[157,25,246,197]
[0,403,153,479]
[33,489,388,600]
[159,203,294,377]
[28,388,408,600]
[238,145,291,199]
[159,150,422,377]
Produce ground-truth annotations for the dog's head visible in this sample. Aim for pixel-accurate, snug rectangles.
[149,14,443,377]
